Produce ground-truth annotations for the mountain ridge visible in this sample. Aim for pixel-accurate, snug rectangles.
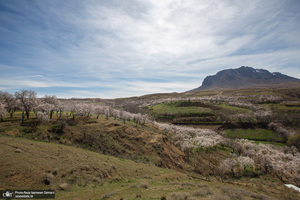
[191,66,300,91]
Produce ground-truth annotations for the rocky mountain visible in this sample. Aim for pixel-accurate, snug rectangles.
[191,66,300,91]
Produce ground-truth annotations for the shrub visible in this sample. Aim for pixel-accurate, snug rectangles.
[59,183,71,191]
[161,196,167,200]
[192,187,213,197]
[169,193,190,200]
[220,186,246,199]
[210,194,230,200]
[140,182,149,189]
[44,173,54,185]
[36,111,49,125]
[197,183,209,188]
[221,158,237,176]
[287,134,300,149]
[4,128,21,137]
[237,156,254,172]
[100,191,117,199]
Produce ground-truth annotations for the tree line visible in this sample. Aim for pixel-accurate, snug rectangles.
[0,90,149,127]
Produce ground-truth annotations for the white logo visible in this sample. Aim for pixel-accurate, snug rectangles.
[3,191,13,198]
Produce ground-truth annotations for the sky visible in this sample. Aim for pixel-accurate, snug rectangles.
[0,0,300,99]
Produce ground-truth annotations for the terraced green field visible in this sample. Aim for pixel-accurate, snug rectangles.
[224,128,284,143]
[148,102,211,115]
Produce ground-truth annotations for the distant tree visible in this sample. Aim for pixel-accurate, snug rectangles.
[62,102,72,118]
[216,162,228,182]
[36,103,54,115]
[104,106,110,120]
[120,111,133,124]
[217,157,239,181]
[36,111,49,126]
[222,158,237,176]
[133,113,142,127]
[153,121,223,150]
[72,103,84,119]
[43,95,59,119]
[230,141,244,155]
[141,114,148,126]
[0,91,18,117]
[112,109,120,120]
[268,122,295,141]
[94,105,104,119]
[287,134,300,149]
[66,101,80,119]
[260,155,272,174]
[32,98,42,118]
[57,103,66,119]
[119,110,125,123]
[15,90,38,119]
[0,103,6,121]
[237,156,255,172]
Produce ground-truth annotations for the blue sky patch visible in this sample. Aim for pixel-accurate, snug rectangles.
[0,0,300,98]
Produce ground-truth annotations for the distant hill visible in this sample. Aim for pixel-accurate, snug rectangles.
[191,66,300,91]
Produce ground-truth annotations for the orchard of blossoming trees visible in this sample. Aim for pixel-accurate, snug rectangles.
[0,89,300,187]
[0,90,150,127]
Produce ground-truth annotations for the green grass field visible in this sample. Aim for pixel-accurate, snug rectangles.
[217,103,251,113]
[147,101,251,119]
[224,128,284,143]
[148,103,211,115]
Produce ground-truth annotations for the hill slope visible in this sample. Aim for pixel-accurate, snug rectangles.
[192,66,300,91]
[0,136,188,199]
[2,137,299,200]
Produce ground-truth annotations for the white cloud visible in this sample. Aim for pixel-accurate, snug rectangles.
[0,79,79,88]
[1,0,299,98]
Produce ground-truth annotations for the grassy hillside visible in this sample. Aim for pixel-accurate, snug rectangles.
[1,136,299,200]
[0,136,185,199]
[0,113,191,171]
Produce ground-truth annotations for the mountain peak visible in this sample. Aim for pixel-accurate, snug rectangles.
[191,66,300,91]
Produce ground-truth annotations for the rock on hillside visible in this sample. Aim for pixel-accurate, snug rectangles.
[191,66,300,91]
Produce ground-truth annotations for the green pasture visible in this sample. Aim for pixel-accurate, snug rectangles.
[224,128,284,143]
[216,103,251,113]
[148,102,211,115]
